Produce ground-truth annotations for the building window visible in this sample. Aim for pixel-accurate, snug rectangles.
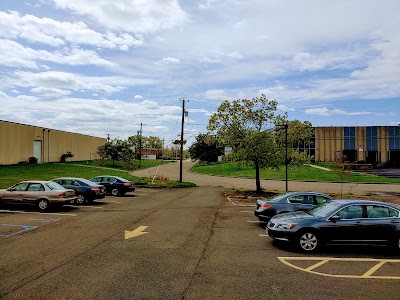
[388,126,400,150]
[343,127,355,150]
[366,126,378,151]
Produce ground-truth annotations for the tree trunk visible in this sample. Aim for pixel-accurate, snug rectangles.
[255,162,261,192]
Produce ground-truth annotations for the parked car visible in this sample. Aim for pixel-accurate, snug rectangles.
[267,199,400,252]
[52,177,106,204]
[0,180,76,211]
[89,175,135,196]
[254,192,333,224]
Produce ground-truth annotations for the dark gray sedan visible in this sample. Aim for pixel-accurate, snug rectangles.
[267,199,400,252]
[254,192,333,224]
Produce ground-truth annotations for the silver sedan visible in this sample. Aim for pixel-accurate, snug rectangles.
[0,181,76,211]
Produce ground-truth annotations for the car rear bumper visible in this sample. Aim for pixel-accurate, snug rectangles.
[95,192,106,199]
[254,211,271,223]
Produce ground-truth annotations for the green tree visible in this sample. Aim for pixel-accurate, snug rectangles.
[208,95,314,192]
[208,95,280,192]
[189,134,224,164]
[145,136,162,149]
[274,117,314,167]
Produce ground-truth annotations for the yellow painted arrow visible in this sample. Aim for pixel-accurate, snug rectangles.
[124,226,149,240]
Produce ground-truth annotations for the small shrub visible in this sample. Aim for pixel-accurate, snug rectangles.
[28,157,38,164]
[61,152,74,162]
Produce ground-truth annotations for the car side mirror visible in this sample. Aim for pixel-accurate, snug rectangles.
[330,215,341,223]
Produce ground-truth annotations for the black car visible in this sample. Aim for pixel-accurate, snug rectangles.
[267,199,400,252]
[254,192,333,224]
[52,177,106,204]
[89,175,135,196]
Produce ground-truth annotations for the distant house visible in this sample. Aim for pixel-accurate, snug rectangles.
[135,147,160,160]
[0,120,106,165]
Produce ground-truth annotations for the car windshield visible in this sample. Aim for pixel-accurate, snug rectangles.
[46,181,66,190]
[307,201,343,217]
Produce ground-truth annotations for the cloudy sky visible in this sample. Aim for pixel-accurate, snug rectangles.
[0,0,399,147]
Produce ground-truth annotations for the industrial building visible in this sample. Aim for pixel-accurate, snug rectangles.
[0,120,106,165]
[313,126,400,165]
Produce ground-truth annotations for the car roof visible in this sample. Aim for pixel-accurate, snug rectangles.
[19,180,52,184]
[53,177,87,180]
[331,199,399,208]
[93,175,128,181]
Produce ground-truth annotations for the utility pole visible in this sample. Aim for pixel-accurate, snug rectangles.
[139,122,143,168]
[161,138,164,165]
[107,134,110,142]
[284,123,288,192]
[276,124,289,192]
[179,98,186,182]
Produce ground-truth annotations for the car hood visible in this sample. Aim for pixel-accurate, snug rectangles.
[271,211,315,221]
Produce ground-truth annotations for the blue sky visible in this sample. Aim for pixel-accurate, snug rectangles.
[0,0,399,148]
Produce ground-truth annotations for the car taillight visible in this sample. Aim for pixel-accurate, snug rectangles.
[58,193,66,197]
[91,188,100,192]
[260,203,271,209]
[123,183,132,187]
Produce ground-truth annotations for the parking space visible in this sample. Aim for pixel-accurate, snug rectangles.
[232,195,400,282]
[0,190,142,238]
[1,187,400,299]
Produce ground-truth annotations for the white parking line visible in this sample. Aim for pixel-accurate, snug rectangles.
[240,211,253,213]
[0,210,77,216]
[247,220,260,223]
[227,196,254,207]
[259,234,268,237]
[65,205,103,209]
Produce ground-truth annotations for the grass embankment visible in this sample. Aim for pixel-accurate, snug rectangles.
[190,162,400,184]
[68,159,173,170]
[0,160,195,189]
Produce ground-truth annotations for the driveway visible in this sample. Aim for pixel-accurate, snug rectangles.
[131,160,400,196]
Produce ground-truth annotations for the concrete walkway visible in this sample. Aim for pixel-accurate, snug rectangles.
[130,161,400,196]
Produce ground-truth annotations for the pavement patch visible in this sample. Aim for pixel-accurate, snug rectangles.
[0,224,38,237]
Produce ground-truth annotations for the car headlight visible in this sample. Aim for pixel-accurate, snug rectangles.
[275,223,298,230]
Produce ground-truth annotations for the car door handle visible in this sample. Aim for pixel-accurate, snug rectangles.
[391,220,400,223]
[355,222,364,225]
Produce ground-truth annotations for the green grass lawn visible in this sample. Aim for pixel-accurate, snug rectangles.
[0,161,193,189]
[68,159,173,170]
[190,162,400,184]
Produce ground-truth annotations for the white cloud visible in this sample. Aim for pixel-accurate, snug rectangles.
[204,89,229,101]
[48,0,187,34]
[30,87,72,97]
[158,57,181,65]
[134,95,143,100]
[0,11,144,49]
[305,107,372,116]
[0,40,117,68]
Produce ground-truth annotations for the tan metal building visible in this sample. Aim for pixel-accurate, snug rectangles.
[314,126,400,165]
[0,120,106,165]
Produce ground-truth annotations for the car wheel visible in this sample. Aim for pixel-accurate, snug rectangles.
[75,194,85,205]
[298,231,319,252]
[111,188,120,196]
[37,199,49,211]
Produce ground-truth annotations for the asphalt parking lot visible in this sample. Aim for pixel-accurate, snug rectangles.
[1,187,400,299]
